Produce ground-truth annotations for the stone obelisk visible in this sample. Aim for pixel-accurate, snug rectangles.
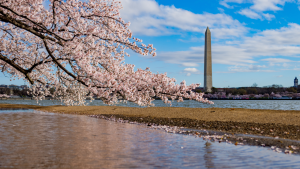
[204,27,212,92]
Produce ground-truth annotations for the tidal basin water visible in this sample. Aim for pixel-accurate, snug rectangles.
[1,110,300,168]
[1,99,300,110]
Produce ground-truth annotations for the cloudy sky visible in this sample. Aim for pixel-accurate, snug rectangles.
[119,0,300,87]
[2,0,300,87]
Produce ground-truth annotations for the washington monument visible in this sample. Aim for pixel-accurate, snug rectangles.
[204,27,212,92]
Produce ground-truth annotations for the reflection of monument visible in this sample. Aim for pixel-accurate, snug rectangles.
[204,27,212,92]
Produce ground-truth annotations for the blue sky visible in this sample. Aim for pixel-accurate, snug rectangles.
[120,0,300,88]
[2,0,300,87]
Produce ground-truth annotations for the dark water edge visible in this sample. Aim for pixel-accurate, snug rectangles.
[0,108,29,110]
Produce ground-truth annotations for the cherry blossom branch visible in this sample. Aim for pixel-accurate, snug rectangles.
[0,9,61,45]
[0,52,33,84]
[0,0,210,106]
[0,5,66,45]
[43,39,111,90]
[43,39,86,85]
[28,57,75,73]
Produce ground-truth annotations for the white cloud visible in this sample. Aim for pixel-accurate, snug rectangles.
[218,8,225,13]
[238,9,275,20]
[262,13,276,20]
[242,23,300,47]
[220,0,244,8]
[182,63,199,67]
[220,1,232,8]
[184,68,199,73]
[221,0,293,20]
[238,8,262,19]
[178,36,203,43]
[261,58,292,63]
[250,0,291,12]
[228,64,273,72]
[156,45,255,66]
[281,67,300,70]
[261,58,293,67]
[183,68,200,76]
[120,0,247,38]
[221,0,292,11]
[155,47,251,68]
[118,1,300,74]
[152,24,300,71]
[282,63,290,67]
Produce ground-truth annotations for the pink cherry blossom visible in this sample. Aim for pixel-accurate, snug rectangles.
[0,94,9,98]
[0,0,213,106]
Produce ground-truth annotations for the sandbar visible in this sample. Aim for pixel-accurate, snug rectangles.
[1,103,300,141]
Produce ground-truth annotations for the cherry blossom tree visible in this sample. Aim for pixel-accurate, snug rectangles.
[0,0,213,106]
[0,94,9,98]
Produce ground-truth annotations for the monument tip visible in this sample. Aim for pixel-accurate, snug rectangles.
[206,27,210,33]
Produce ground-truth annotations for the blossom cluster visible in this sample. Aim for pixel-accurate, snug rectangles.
[0,0,212,106]
[0,94,9,98]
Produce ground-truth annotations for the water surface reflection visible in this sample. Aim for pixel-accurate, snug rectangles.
[1,110,300,168]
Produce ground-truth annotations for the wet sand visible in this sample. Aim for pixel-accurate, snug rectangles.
[1,103,300,140]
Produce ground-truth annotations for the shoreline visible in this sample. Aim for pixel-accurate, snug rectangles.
[90,114,300,154]
[1,103,300,139]
[1,103,300,153]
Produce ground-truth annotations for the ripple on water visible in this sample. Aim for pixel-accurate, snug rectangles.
[0,110,300,168]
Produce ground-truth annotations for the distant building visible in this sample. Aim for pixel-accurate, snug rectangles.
[294,77,298,88]
[194,87,204,93]
[8,84,19,90]
[0,84,8,88]
[216,88,224,92]
[0,84,28,90]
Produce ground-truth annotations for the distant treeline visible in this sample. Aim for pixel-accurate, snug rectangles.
[196,84,299,95]
[0,88,31,97]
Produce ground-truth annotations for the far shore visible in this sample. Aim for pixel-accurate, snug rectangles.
[1,103,300,141]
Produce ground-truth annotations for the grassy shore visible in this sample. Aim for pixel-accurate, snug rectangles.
[1,103,300,140]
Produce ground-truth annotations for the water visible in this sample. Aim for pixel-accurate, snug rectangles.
[1,110,299,168]
[1,99,300,110]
